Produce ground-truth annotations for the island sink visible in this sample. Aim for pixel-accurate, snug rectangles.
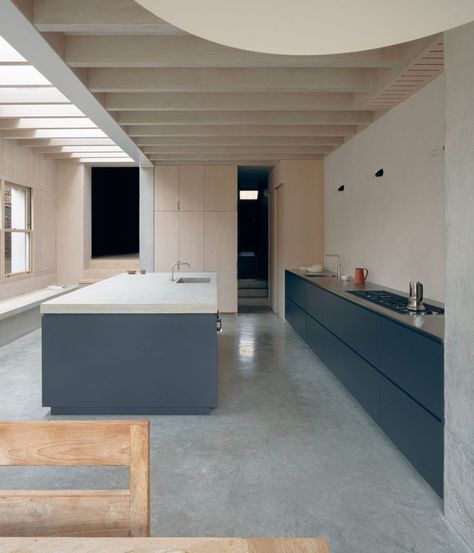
[176,277,211,284]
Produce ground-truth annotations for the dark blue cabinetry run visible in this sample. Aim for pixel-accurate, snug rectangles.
[285,270,444,497]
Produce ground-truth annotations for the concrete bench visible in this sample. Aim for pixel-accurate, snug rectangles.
[0,285,77,347]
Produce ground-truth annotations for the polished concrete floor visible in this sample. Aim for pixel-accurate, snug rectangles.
[0,310,469,553]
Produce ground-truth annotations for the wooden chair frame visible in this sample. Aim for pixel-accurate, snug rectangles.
[0,420,149,537]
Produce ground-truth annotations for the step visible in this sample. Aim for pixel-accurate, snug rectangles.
[238,288,268,298]
[88,256,140,270]
[238,297,269,306]
[83,268,130,280]
[238,279,268,290]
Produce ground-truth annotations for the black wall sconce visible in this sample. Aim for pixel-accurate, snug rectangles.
[337,185,345,192]
[375,168,384,177]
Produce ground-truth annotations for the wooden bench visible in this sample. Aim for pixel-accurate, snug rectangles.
[0,537,331,552]
[0,420,150,537]
[0,285,77,347]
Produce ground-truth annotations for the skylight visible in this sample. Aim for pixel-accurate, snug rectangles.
[240,190,259,200]
[0,34,133,165]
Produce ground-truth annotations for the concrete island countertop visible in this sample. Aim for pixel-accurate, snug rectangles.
[289,269,444,342]
[41,272,218,315]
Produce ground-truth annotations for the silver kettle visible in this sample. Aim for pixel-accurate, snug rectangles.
[407,281,425,312]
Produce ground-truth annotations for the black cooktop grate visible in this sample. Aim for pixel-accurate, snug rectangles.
[348,290,444,316]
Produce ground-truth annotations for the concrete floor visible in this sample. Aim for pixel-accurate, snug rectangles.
[0,310,469,553]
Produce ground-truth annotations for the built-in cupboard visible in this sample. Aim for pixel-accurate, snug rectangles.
[154,165,237,312]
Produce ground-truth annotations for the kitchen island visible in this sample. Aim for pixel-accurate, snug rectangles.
[41,272,218,415]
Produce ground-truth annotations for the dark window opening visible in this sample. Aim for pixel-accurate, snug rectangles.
[91,167,139,258]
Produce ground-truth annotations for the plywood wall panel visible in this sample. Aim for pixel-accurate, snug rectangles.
[154,165,179,211]
[154,211,179,272]
[179,166,204,211]
[204,166,237,211]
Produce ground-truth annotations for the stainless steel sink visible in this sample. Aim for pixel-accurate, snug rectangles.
[176,277,211,284]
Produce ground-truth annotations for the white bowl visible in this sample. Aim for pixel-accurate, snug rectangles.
[341,274,351,281]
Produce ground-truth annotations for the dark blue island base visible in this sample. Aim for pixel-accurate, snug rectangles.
[42,313,218,415]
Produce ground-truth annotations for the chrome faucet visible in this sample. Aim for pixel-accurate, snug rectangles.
[171,261,191,281]
[325,254,342,279]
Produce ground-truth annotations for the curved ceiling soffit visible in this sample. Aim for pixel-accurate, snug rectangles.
[134,0,474,55]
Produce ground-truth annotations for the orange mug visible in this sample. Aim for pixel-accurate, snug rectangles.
[354,267,368,285]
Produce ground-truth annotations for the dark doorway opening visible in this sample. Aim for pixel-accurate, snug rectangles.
[91,167,139,258]
[238,166,272,309]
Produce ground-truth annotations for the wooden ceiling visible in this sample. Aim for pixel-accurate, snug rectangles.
[10,0,443,165]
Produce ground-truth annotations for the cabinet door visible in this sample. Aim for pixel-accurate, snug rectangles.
[155,166,179,211]
[285,297,306,340]
[285,272,307,310]
[377,318,443,420]
[380,377,443,496]
[154,212,179,271]
[179,166,204,211]
[217,271,237,313]
[179,211,204,271]
[320,324,381,423]
[306,314,324,358]
[306,283,323,322]
[204,211,237,272]
[204,166,237,211]
[321,291,378,366]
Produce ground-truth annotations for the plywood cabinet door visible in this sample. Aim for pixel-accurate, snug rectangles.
[179,166,204,211]
[204,211,237,272]
[154,211,179,271]
[155,166,179,211]
[217,271,238,313]
[179,211,204,271]
[204,166,237,211]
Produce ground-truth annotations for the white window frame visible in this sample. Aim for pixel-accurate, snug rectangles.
[0,179,33,278]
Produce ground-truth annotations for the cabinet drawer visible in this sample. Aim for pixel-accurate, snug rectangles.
[321,291,378,365]
[320,324,381,423]
[306,284,323,322]
[380,378,443,496]
[285,272,307,310]
[306,314,324,358]
[285,297,306,340]
[377,318,443,419]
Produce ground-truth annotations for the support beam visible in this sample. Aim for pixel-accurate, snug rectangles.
[148,153,324,161]
[0,129,108,139]
[21,138,116,146]
[0,104,84,117]
[105,92,356,112]
[64,35,404,68]
[127,125,356,137]
[0,88,69,104]
[33,0,181,35]
[116,110,372,126]
[0,117,95,129]
[141,145,334,155]
[134,136,345,146]
[89,67,374,93]
[34,146,123,153]
[0,0,151,166]
[44,151,131,159]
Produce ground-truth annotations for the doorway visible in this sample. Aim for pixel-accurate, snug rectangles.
[237,166,272,309]
[91,167,139,260]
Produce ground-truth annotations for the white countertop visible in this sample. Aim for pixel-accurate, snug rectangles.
[40,272,218,314]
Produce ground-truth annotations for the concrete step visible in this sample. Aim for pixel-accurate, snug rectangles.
[88,256,139,269]
[238,297,269,306]
[238,288,268,298]
[238,279,268,289]
[83,268,130,280]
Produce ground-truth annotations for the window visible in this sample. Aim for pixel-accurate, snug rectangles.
[239,190,259,200]
[1,181,32,276]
